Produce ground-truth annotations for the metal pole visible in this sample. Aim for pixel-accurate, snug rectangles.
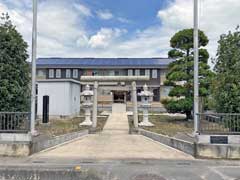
[30,0,38,135]
[194,0,199,134]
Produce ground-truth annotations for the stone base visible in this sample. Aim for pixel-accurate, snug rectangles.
[0,142,31,157]
[196,143,240,159]
[79,121,92,126]
[139,121,154,127]
[0,133,32,157]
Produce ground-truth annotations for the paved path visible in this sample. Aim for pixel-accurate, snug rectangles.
[102,103,129,134]
[33,104,193,160]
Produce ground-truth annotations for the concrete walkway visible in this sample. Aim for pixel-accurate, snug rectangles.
[33,104,193,160]
[102,103,129,134]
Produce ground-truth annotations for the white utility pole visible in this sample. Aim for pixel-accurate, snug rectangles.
[30,0,38,135]
[194,0,199,134]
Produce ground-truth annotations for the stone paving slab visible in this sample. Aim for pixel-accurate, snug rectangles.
[102,103,129,134]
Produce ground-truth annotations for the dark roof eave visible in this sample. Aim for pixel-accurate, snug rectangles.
[36,65,170,69]
[36,57,175,68]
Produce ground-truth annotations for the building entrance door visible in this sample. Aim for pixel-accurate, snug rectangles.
[113,91,126,103]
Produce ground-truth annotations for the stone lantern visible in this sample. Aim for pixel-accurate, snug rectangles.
[138,84,154,126]
[80,84,94,126]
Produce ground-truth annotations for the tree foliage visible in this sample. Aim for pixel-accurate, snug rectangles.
[0,13,30,112]
[212,27,240,113]
[162,29,214,119]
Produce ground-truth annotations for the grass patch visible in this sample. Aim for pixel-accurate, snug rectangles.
[36,116,108,138]
[129,115,193,137]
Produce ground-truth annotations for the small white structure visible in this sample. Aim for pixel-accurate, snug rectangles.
[80,84,93,126]
[138,84,154,126]
[37,79,80,119]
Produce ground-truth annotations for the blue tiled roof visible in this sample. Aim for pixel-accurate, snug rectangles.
[37,58,174,68]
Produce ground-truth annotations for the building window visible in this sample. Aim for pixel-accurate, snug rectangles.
[140,69,145,76]
[49,69,54,78]
[37,69,46,78]
[73,69,78,78]
[160,70,166,76]
[115,70,120,76]
[152,69,158,79]
[109,70,114,76]
[66,69,71,78]
[145,69,150,77]
[56,69,61,78]
[135,69,140,76]
[37,70,43,76]
[92,70,98,76]
[128,69,133,76]
[85,70,92,76]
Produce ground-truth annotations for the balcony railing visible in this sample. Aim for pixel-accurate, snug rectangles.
[197,113,240,135]
[0,112,30,133]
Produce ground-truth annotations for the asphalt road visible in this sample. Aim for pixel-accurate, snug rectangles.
[0,158,240,180]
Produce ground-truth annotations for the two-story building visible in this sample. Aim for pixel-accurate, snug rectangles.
[36,58,174,118]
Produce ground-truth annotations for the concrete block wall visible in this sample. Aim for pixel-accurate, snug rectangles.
[139,129,196,156]
[0,133,32,156]
[0,142,31,157]
[31,130,88,154]
[0,130,88,157]
[196,144,240,159]
[139,129,240,159]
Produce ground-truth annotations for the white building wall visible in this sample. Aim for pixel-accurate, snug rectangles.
[37,81,80,118]
[69,83,81,116]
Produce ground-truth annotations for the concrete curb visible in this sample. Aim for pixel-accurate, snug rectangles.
[196,143,240,159]
[139,129,240,159]
[139,129,196,157]
[0,167,103,180]
[31,130,89,154]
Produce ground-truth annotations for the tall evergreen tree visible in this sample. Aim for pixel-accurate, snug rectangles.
[163,29,214,119]
[212,27,240,113]
[0,13,30,111]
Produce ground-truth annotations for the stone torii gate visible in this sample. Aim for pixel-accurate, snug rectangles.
[80,76,150,129]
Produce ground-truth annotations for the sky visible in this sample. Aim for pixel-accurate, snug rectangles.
[0,0,240,60]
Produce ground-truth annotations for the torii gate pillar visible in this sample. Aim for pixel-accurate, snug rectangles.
[132,81,138,129]
[92,81,98,129]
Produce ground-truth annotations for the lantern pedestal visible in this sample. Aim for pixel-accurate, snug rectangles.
[80,108,92,126]
[79,85,94,127]
[139,108,154,126]
[138,84,154,127]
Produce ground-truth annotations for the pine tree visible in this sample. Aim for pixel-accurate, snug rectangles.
[163,29,214,119]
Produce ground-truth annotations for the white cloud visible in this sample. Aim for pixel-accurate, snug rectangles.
[0,0,91,58]
[88,28,127,48]
[76,35,89,47]
[117,17,131,24]
[96,10,113,20]
[1,0,240,59]
[157,0,240,59]
[0,1,32,54]
[90,0,240,58]
[38,1,86,43]
[157,0,193,30]
[74,3,92,17]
